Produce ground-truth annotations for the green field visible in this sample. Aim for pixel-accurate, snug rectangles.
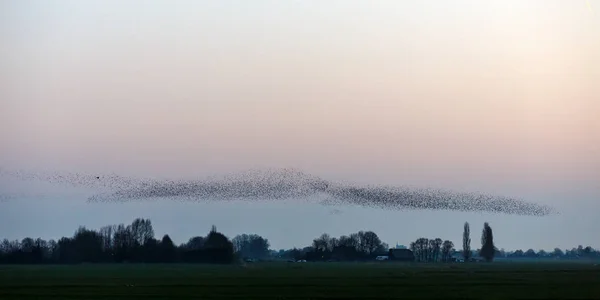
[1,262,599,299]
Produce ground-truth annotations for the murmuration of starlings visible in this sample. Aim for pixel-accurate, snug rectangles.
[0,168,555,216]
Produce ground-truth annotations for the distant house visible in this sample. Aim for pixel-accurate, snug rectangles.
[450,253,485,263]
[388,248,415,262]
[451,253,464,262]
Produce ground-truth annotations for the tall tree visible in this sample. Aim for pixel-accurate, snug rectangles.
[99,225,115,255]
[349,233,361,252]
[463,222,471,261]
[113,224,134,262]
[480,222,495,262]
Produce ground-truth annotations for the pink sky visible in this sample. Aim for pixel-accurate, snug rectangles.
[1,0,599,249]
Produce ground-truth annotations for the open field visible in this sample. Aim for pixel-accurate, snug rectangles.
[1,262,599,299]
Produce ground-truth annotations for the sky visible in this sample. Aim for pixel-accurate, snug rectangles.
[1,0,599,251]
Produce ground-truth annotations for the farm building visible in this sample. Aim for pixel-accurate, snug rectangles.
[388,248,415,261]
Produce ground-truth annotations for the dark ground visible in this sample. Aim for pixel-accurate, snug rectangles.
[1,262,599,299]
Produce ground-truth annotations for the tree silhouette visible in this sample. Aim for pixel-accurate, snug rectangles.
[3,217,600,265]
[442,240,454,262]
[552,248,564,258]
[159,235,176,262]
[232,234,270,259]
[463,222,471,261]
[480,222,495,262]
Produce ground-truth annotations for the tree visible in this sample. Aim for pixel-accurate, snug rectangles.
[72,227,103,263]
[0,218,246,264]
[463,222,471,261]
[552,248,564,258]
[159,234,176,262]
[479,222,495,262]
[431,238,443,262]
[202,226,234,264]
[130,218,154,246]
[232,234,270,259]
[441,240,454,262]
[411,238,430,262]
[349,233,360,251]
[184,237,205,250]
[113,224,134,262]
[338,235,354,249]
[312,233,331,252]
[329,237,340,251]
[375,242,389,255]
[99,225,115,256]
[47,239,58,262]
[57,237,78,263]
[21,238,35,253]
[409,237,444,262]
[524,249,537,257]
[497,248,506,258]
[361,231,382,256]
[332,235,362,261]
[583,246,594,257]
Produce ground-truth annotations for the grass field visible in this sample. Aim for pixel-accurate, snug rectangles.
[1,262,599,299]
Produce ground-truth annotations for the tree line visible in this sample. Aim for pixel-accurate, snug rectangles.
[1,218,598,264]
[282,231,391,262]
[405,222,491,263]
[0,219,239,264]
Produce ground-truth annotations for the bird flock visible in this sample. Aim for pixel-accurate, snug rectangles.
[0,168,555,216]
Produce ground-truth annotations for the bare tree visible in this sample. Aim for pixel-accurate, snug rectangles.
[130,218,155,246]
[428,239,436,262]
[338,235,354,248]
[232,234,270,259]
[21,238,35,252]
[413,238,429,262]
[349,233,361,252]
[442,240,454,262]
[312,233,331,252]
[432,238,443,262]
[361,231,382,255]
[99,225,115,253]
[329,237,339,251]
